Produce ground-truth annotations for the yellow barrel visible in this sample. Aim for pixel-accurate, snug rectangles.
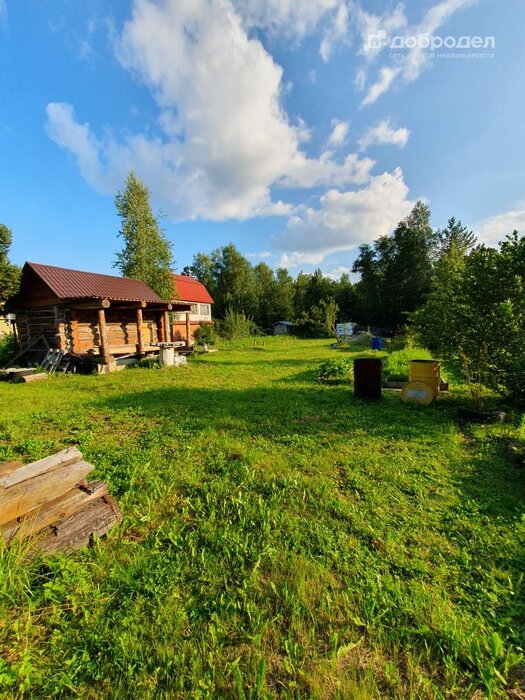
[402,380,434,405]
[409,360,441,400]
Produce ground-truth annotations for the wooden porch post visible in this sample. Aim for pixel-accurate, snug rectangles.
[136,307,145,355]
[185,312,191,347]
[97,308,112,365]
[158,312,166,343]
[163,311,172,343]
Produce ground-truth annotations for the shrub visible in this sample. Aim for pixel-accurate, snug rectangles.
[194,322,216,347]
[215,308,258,340]
[316,357,354,384]
[0,333,16,367]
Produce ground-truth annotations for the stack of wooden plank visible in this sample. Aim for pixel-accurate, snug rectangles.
[0,447,121,553]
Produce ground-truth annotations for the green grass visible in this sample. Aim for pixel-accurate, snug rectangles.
[0,337,524,699]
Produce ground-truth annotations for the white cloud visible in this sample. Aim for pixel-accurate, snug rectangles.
[45,103,106,191]
[475,209,525,247]
[358,118,410,151]
[361,66,400,107]
[327,119,350,148]
[359,0,477,106]
[46,0,373,221]
[236,0,342,41]
[274,167,414,265]
[319,1,350,61]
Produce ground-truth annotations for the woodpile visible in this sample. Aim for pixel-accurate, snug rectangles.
[0,447,121,553]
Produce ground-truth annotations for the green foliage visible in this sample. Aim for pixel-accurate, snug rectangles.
[215,307,257,340]
[383,344,435,381]
[413,230,525,403]
[0,332,16,367]
[193,321,216,347]
[353,201,437,329]
[0,223,21,311]
[113,171,174,300]
[316,357,354,384]
[0,338,523,698]
[295,299,339,337]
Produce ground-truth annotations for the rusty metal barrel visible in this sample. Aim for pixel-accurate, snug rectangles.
[353,358,382,400]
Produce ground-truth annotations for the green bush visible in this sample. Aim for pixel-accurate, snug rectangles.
[215,308,258,340]
[316,357,354,384]
[194,322,217,347]
[0,333,16,367]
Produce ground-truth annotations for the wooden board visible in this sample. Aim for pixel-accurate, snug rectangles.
[0,461,24,478]
[0,447,82,491]
[37,496,121,553]
[1,481,108,543]
[0,460,94,525]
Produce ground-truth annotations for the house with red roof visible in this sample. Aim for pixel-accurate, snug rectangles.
[170,274,214,343]
[6,262,191,370]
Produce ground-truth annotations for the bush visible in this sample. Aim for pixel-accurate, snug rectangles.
[215,308,258,340]
[317,357,354,384]
[194,322,216,347]
[0,333,16,367]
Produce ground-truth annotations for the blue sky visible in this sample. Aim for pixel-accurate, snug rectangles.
[1,0,524,279]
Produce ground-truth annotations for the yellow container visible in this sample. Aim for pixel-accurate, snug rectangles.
[402,380,434,405]
[409,360,441,400]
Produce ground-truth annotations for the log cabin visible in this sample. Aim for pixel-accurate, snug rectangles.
[6,262,192,370]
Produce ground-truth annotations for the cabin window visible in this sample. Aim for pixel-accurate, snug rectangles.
[190,303,198,314]
[200,304,210,315]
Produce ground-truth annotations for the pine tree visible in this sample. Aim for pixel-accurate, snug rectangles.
[114,171,175,300]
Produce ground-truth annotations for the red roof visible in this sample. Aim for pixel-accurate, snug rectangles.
[173,274,214,304]
[25,262,168,303]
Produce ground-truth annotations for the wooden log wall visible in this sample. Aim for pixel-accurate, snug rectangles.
[16,306,162,356]
[16,307,69,353]
[72,309,160,354]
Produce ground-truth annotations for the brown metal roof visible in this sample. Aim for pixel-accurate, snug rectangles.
[26,262,168,303]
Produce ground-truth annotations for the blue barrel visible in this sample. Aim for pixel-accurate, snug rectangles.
[371,336,383,351]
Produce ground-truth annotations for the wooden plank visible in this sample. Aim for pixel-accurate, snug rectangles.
[164,311,172,343]
[0,460,94,525]
[0,461,24,478]
[1,481,108,543]
[0,446,83,491]
[14,373,48,383]
[37,497,121,553]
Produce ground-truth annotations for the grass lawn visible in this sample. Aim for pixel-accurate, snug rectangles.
[0,337,524,698]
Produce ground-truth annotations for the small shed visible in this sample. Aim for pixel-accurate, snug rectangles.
[6,262,191,370]
[273,321,295,336]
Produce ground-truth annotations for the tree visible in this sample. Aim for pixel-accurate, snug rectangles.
[209,244,258,320]
[114,171,174,300]
[182,253,216,299]
[436,217,476,258]
[352,202,437,330]
[0,224,21,312]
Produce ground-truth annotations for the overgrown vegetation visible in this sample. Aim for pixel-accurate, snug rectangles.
[0,338,523,698]
[0,333,16,367]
